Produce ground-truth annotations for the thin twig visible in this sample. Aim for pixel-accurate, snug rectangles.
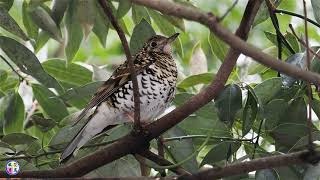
[218,0,239,21]
[289,24,320,61]
[162,135,254,143]
[98,0,142,130]
[303,0,314,151]
[275,9,320,29]
[0,55,25,81]
[157,137,166,176]
[0,140,117,162]
[138,150,191,175]
[265,0,295,55]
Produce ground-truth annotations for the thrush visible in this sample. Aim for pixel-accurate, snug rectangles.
[60,33,179,161]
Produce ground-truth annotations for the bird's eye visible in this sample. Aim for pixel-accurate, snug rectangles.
[150,41,157,47]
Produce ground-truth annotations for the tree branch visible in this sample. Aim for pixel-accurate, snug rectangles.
[179,150,320,180]
[98,0,142,130]
[5,0,320,178]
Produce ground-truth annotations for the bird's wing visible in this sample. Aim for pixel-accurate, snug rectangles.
[72,59,154,126]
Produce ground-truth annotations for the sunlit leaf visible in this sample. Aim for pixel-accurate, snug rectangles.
[42,59,92,87]
[0,92,24,135]
[215,84,242,126]
[209,32,228,61]
[32,84,69,122]
[178,73,214,89]
[130,19,156,55]
[0,7,28,40]
[0,36,63,93]
[65,0,83,64]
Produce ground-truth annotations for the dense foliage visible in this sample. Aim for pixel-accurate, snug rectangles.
[0,0,320,178]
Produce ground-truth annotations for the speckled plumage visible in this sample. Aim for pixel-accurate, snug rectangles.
[60,34,179,161]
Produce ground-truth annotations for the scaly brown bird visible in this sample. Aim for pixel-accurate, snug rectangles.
[60,33,179,161]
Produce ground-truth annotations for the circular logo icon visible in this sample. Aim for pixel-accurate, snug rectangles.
[6,160,19,175]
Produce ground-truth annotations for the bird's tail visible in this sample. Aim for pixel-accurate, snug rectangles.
[60,105,117,162]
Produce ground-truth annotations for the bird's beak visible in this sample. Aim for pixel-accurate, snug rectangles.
[166,33,180,44]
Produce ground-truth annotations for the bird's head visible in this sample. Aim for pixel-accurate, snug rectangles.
[143,33,179,55]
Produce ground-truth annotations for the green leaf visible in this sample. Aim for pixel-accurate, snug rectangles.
[132,4,151,25]
[178,73,214,89]
[51,0,70,24]
[93,1,109,47]
[29,6,62,42]
[254,77,282,105]
[148,9,183,58]
[22,1,38,39]
[0,0,14,11]
[241,87,258,136]
[164,127,198,173]
[0,36,63,93]
[214,84,242,126]
[60,81,103,109]
[311,0,320,24]
[247,46,277,75]
[65,0,83,64]
[77,0,96,38]
[0,69,7,84]
[264,31,298,56]
[0,7,29,40]
[0,76,18,92]
[311,99,320,120]
[42,59,92,87]
[0,92,24,135]
[163,15,185,31]
[32,84,69,122]
[253,0,282,27]
[34,31,50,53]
[130,19,156,55]
[264,99,288,132]
[209,32,228,61]
[117,0,131,19]
[2,133,37,145]
[201,141,241,166]
[27,114,56,132]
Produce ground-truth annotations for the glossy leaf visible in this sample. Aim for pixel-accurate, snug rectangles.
[29,6,62,42]
[254,78,282,105]
[0,36,63,93]
[22,1,38,39]
[0,92,24,135]
[178,73,214,89]
[242,87,258,136]
[51,0,70,24]
[201,141,241,166]
[130,19,156,55]
[42,59,92,87]
[65,0,83,64]
[93,1,109,47]
[2,133,37,145]
[32,84,69,122]
[214,84,242,125]
[0,7,28,40]
[208,32,228,61]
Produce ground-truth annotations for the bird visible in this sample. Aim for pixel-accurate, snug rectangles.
[60,33,179,161]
